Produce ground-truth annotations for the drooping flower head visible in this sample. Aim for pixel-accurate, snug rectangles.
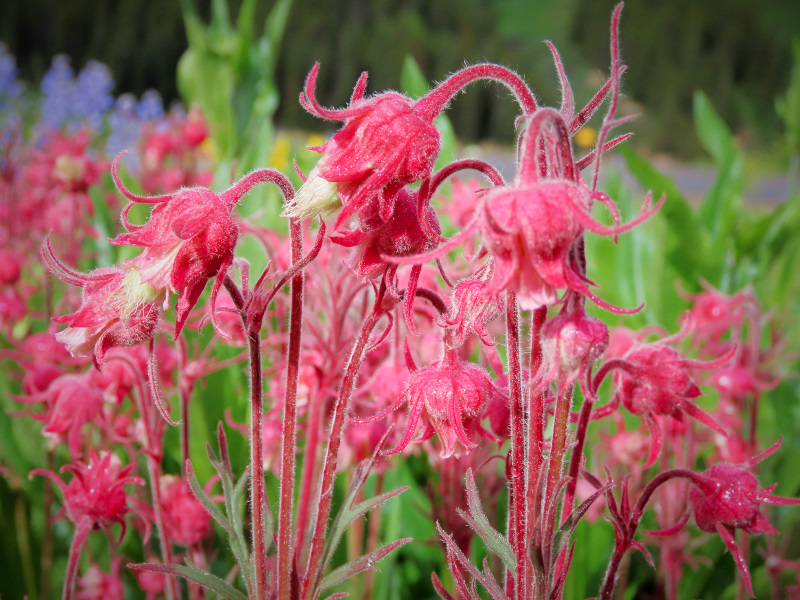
[42,239,162,366]
[596,319,735,468]
[283,62,536,227]
[687,442,800,596]
[13,373,104,457]
[109,154,294,335]
[356,346,503,458]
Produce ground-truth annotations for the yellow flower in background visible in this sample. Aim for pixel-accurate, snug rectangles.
[269,132,291,170]
[574,125,597,149]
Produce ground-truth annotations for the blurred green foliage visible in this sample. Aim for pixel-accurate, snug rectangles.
[4,0,799,157]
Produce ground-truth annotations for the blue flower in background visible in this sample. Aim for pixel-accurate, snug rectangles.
[40,55,76,130]
[0,44,23,130]
[136,89,164,122]
[76,61,114,130]
[107,93,143,168]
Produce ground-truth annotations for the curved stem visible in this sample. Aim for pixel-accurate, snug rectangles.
[562,395,593,520]
[413,63,536,122]
[277,217,305,600]
[62,518,92,600]
[301,293,386,600]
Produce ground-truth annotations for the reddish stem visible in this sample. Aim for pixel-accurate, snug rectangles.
[413,63,536,121]
[248,322,269,600]
[562,395,593,519]
[301,289,387,600]
[295,386,322,566]
[61,517,92,600]
[277,217,305,600]
[505,291,528,598]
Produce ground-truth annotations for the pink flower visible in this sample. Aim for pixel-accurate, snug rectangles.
[32,450,148,536]
[109,154,291,335]
[159,474,211,546]
[359,348,503,457]
[595,321,734,467]
[42,240,161,365]
[75,559,124,600]
[331,188,441,280]
[14,373,104,457]
[688,446,800,596]
[476,109,660,310]
[540,296,608,391]
[284,62,536,226]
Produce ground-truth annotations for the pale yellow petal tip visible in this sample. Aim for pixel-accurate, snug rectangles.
[281,167,342,220]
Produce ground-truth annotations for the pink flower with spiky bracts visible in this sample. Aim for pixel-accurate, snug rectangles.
[159,474,211,546]
[42,240,162,365]
[32,450,148,536]
[687,442,800,596]
[445,263,504,348]
[357,346,503,457]
[283,61,536,227]
[109,153,293,335]
[594,319,735,468]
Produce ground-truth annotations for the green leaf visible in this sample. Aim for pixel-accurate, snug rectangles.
[129,562,248,600]
[693,90,735,166]
[318,538,412,593]
[618,145,708,284]
[186,461,232,533]
[457,469,515,570]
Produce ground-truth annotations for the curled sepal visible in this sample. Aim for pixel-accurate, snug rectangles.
[128,561,247,600]
[317,538,412,597]
[456,468,515,571]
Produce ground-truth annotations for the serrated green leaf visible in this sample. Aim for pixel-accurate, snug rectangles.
[129,562,248,600]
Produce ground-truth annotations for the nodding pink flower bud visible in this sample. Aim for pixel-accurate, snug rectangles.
[109,153,291,336]
[159,474,211,546]
[32,450,147,536]
[688,450,800,596]
[597,324,735,467]
[358,348,503,458]
[14,373,104,457]
[473,108,661,312]
[284,61,537,226]
[75,559,124,600]
[446,265,503,348]
[331,188,441,280]
[283,68,441,225]
[540,298,608,392]
[42,241,162,365]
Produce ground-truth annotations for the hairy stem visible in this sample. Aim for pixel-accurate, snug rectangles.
[505,291,528,599]
[277,217,305,600]
[301,291,386,600]
[61,518,92,600]
[248,324,268,600]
